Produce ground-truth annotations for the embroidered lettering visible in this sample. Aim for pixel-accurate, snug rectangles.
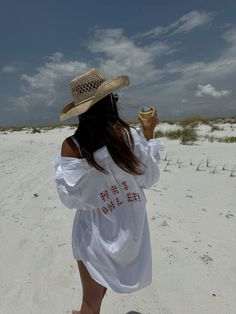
[98,181,141,215]
[100,206,110,215]
[122,181,129,191]
[100,190,109,202]
[110,185,119,195]
[127,192,141,202]
[116,197,123,206]
[107,201,116,211]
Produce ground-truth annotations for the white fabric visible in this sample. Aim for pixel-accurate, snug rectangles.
[52,127,164,293]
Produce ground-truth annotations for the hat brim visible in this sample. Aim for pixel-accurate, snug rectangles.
[60,75,130,121]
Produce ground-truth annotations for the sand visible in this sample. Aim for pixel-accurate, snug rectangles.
[0,124,236,314]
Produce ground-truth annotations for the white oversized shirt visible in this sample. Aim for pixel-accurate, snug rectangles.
[52,127,164,293]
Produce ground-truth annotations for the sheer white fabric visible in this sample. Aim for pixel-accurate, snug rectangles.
[52,127,164,293]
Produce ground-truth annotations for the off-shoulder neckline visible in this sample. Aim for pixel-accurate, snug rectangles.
[59,145,108,161]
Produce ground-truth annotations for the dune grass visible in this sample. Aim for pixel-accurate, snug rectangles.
[179,115,211,127]
[0,124,64,132]
[204,135,236,143]
[31,127,41,134]
[155,126,198,144]
[218,136,236,143]
[0,126,27,132]
[154,115,235,144]
[211,125,223,132]
[0,116,235,145]
[179,115,236,127]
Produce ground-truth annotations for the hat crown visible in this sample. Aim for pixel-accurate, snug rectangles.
[60,68,130,121]
[69,68,106,103]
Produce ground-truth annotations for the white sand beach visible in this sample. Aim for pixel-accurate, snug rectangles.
[0,121,236,314]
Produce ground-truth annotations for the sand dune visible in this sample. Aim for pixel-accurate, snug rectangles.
[0,124,235,314]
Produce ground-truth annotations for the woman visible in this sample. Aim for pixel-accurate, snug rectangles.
[53,68,164,314]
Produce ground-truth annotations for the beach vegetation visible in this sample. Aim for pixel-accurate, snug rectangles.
[154,130,166,138]
[154,126,198,144]
[211,125,222,132]
[31,127,41,133]
[180,127,198,144]
[161,119,180,125]
[13,126,25,131]
[180,115,211,127]
[165,129,184,140]
[41,125,59,130]
[205,135,216,142]
[218,136,236,143]
[8,126,26,132]
[204,135,236,143]
[221,116,236,124]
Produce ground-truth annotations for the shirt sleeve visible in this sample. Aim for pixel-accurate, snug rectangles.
[52,155,93,210]
[132,128,165,189]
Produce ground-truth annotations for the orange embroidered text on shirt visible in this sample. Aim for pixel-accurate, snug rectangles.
[98,181,141,215]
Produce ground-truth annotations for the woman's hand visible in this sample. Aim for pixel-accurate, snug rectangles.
[138,107,158,141]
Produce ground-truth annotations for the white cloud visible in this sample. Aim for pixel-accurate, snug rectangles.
[87,28,172,84]
[6,21,236,123]
[171,10,214,35]
[139,26,164,38]
[2,65,17,73]
[139,10,214,38]
[8,95,31,112]
[10,31,173,120]
[195,84,232,98]
[222,28,236,58]
[11,53,88,112]
[223,28,236,44]
[46,52,64,62]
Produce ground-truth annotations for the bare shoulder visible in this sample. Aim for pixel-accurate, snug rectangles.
[61,136,82,158]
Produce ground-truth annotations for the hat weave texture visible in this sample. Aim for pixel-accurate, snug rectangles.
[60,68,129,121]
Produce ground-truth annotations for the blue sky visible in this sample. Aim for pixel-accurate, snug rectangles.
[1,0,236,126]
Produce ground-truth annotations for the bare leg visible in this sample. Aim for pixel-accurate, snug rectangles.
[72,261,107,314]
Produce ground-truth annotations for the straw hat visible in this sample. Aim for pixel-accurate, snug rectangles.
[60,68,130,121]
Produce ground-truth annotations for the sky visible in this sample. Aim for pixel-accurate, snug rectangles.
[0,0,236,126]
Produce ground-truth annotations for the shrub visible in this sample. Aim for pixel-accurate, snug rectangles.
[155,126,198,144]
[154,130,166,138]
[31,127,41,134]
[180,127,198,145]
[211,125,222,132]
[161,119,180,125]
[180,115,210,127]
[10,127,25,132]
[218,136,236,143]
[0,127,9,132]
[41,125,59,130]
[165,129,183,140]
[205,135,217,142]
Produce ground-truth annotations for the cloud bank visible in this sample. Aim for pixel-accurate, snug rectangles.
[2,10,235,125]
[195,84,232,98]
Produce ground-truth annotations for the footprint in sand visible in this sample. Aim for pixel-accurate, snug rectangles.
[225,211,234,219]
[199,254,213,264]
[160,220,169,227]
[162,247,177,264]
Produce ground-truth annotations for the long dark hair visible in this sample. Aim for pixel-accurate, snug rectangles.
[73,93,144,175]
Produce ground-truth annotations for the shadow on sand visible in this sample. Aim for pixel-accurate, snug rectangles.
[126,311,142,314]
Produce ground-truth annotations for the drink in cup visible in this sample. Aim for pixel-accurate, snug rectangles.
[139,107,153,119]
